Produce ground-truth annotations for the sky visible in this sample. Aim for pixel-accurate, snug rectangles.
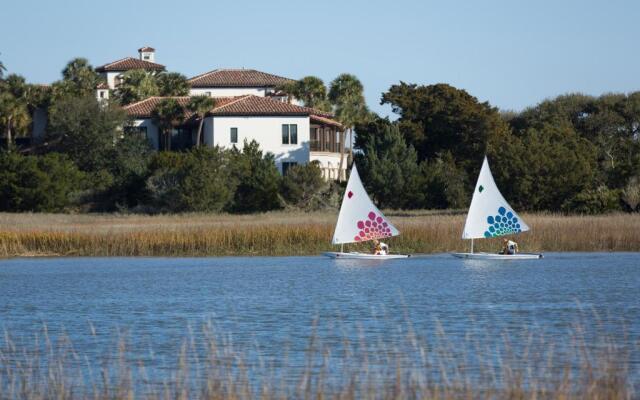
[1,0,639,117]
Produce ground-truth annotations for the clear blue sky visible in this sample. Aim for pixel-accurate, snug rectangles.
[2,0,638,116]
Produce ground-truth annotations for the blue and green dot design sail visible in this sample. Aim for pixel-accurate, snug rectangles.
[462,157,530,240]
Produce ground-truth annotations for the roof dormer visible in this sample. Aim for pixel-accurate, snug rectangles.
[138,46,155,62]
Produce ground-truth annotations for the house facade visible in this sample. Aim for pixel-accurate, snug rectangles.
[98,46,346,179]
[124,95,345,179]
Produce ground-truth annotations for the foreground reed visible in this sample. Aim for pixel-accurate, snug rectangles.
[1,211,639,257]
[0,317,636,399]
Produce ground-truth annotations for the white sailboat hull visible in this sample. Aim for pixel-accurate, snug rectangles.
[324,252,410,260]
[451,252,542,260]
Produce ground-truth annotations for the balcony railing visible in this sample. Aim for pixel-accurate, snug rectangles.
[310,140,340,153]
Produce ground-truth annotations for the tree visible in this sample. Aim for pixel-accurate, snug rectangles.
[187,95,215,147]
[381,82,511,179]
[279,76,331,111]
[0,75,31,150]
[98,134,155,210]
[506,92,640,190]
[48,95,126,173]
[112,69,159,105]
[0,55,5,79]
[329,74,368,180]
[151,99,185,151]
[493,121,598,211]
[280,162,328,210]
[55,57,101,97]
[354,119,424,209]
[0,152,85,212]
[228,140,282,212]
[156,72,190,96]
[145,147,234,213]
[420,152,468,209]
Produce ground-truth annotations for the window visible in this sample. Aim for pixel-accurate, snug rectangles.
[282,124,298,145]
[99,91,105,99]
[143,55,150,60]
[282,161,298,176]
[205,91,212,97]
[123,126,147,139]
[230,127,238,144]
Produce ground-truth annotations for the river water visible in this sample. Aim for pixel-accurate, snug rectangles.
[0,253,639,391]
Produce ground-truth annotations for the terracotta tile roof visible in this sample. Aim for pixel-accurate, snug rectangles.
[138,46,155,52]
[188,69,295,88]
[124,95,338,125]
[96,57,165,72]
[210,95,330,117]
[124,96,235,120]
[96,82,109,89]
[311,114,343,129]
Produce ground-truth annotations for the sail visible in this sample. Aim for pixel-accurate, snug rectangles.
[332,164,400,245]
[462,156,529,239]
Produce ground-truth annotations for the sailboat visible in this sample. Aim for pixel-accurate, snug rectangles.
[452,156,542,260]
[324,164,409,259]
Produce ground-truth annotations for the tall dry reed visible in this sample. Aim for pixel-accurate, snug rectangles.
[0,317,636,399]
[0,211,639,257]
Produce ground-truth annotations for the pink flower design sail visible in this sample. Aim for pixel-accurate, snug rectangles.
[331,164,400,245]
[353,211,393,242]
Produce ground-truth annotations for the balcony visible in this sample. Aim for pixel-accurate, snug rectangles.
[310,140,340,153]
[310,125,341,153]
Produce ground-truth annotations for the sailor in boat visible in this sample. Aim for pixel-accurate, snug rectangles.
[500,238,519,255]
[373,239,389,256]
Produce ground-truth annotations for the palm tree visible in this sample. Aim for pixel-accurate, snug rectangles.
[115,69,159,105]
[156,72,190,96]
[0,90,31,150]
[328,74,368,180]
[187,95,215,148]
[279,76,331,111]
[0,55,6,79]
[151,99,185,151]
[61,58,99,96]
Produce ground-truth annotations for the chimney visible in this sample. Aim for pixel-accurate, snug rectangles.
[138,46,155,62]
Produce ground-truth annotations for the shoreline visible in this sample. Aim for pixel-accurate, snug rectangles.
[3,251,640,261]
[1,211,639,258]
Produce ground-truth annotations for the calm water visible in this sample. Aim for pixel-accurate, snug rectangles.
[1,253,639,387]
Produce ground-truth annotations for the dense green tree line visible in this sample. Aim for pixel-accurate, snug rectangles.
[0,54,638,214]
[356,84,640,213]
[0,136,335,213]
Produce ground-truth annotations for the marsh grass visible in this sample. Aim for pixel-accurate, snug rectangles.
[0,317,636,399]
[0,212,639,257]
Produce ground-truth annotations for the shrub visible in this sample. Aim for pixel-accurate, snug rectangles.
[94,135,155,211]
[562,185,621,214]
[420,152,468,209]
[621,177,640,212]
[280,162,328,210]
[228,141,282,213]
[146,147,234,213]
[0,152,85,212]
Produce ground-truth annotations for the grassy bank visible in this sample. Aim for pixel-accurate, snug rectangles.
[1,211,639,257]
[0,319,636,399]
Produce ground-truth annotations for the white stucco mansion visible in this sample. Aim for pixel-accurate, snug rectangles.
[96,47,345,179]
